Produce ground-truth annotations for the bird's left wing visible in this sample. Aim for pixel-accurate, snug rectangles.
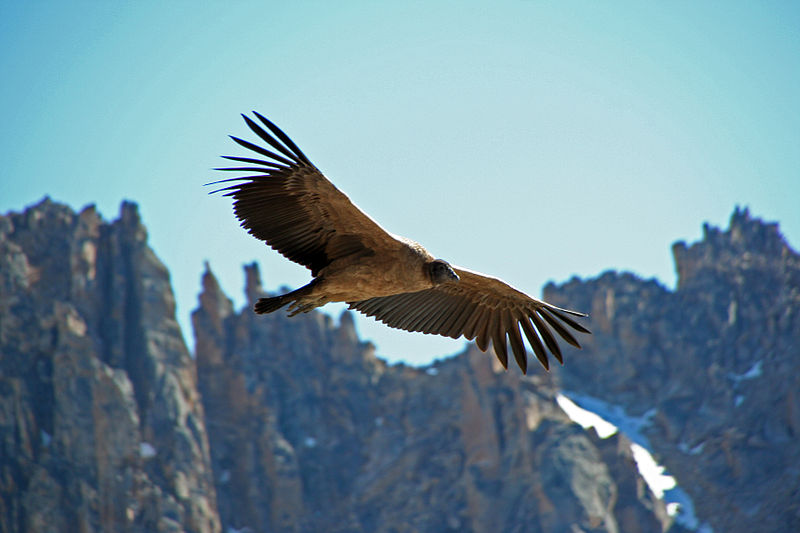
[209,112,399,276]
[349,267,590,373]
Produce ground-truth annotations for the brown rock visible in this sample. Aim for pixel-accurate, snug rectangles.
[194,263,668,533]
[0,198,220,533]
[11,198,790,533]
[548,207,800,533]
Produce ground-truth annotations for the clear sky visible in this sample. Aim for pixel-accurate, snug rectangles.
[2,2,798,366]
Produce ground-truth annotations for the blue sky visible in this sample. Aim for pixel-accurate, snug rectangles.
[2,2,798,366]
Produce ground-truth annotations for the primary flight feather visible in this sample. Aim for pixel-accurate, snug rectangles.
[211,112,590,374]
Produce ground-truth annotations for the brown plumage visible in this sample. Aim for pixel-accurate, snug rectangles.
[211,112,590,373]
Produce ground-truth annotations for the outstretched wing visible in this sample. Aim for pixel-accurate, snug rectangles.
[349,267,590,374]
[210,112,397,276]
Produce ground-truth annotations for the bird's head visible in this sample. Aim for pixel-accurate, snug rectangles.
[428,259,460,285]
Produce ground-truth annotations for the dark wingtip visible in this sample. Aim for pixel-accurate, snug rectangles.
[229,135,293,165]
[546,306,592,335]
[252,110,275,129]
[249,111,313,166]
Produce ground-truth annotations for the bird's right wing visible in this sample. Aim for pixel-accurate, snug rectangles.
[349,267,590,374]
[210,112,398,276]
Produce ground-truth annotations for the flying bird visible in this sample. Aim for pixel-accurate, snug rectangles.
[211,112,590,373]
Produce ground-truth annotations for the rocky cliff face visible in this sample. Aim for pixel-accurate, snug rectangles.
[546,207,800,532]
[3,199,797,533]
[193,264,668,533]
[0,198,669,533]
[0,198,219,533]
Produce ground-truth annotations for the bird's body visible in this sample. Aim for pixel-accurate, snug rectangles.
[212,112,590,373]
[320,236,436,298]
[269,237,438,309]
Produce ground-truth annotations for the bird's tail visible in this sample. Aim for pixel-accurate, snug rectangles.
[254,279,322,315]
[254,295,289,314]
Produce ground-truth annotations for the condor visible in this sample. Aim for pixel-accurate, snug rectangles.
[211,112,590,373]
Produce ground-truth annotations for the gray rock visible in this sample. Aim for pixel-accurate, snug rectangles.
[7,198,793,533]
[193,263,668,533]
[0,198,220,533]
[548,207,800,533]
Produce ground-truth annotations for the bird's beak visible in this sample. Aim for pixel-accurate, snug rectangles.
[449,269,460,282]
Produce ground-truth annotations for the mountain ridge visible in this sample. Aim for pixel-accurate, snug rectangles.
[545,206,800,532]
[1,198,797,532]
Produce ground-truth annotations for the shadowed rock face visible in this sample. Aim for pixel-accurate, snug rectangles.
[0,198,220,533]
[546,207,800,533]
[0,198,666,533]
[4,198,795,533]
[193,263,668,533]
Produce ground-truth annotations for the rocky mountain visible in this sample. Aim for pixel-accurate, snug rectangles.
[546,207,800,532]
[1,199,797,532]
[192,263,669,533]
[0,199,219,533]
